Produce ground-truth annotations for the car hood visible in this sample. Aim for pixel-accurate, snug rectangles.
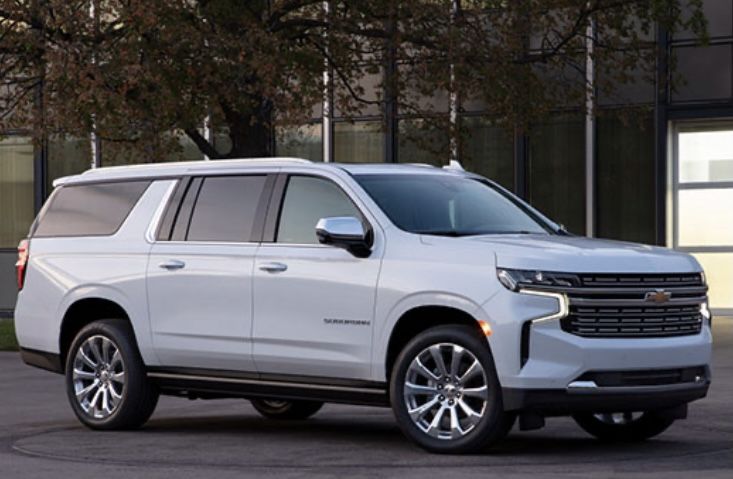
[452,234,701,273]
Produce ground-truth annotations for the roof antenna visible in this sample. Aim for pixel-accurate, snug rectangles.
[444,160,465,171]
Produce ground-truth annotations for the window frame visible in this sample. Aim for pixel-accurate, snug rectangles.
[157,173,276,244]
[263,173,373,246]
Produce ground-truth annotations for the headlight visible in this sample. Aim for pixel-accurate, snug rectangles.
[497,268,578,292]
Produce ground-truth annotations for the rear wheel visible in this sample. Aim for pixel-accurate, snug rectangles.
[390,325,514,454]
[573,411,675,442]
[250,398,324,420]
[65,319,159,430]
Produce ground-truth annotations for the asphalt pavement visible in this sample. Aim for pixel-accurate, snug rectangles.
[1,319,731,478]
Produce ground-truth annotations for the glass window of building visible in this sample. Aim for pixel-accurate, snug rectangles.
[276,123,323,162]
[678,128,733,182]
[675,0,733,40]
[398,119,449,166]
[671,44,733,102]
[101,131,204,167]
[528,115,586,234]
[462,117,515,190]
[596,113,655,244]
[0,136,34,248]
[47,136,91,193]
[334,121,384,163]
[673,123,733,312]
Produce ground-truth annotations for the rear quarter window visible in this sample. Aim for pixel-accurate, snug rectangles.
[33,181,151,237]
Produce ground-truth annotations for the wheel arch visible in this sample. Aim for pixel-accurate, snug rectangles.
[59,297,133,367]
[384,304,489,382]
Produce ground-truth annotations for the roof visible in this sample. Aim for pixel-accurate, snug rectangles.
[53,157,463,187]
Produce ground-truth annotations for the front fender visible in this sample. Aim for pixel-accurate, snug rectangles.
[372,291,496,382]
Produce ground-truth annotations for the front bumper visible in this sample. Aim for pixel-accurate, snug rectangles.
[503,368,710,413]
[482,287,713,412]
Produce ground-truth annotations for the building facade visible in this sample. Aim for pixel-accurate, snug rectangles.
[1,0,732,315]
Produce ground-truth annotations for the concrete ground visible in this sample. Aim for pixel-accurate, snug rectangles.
[1,320,731,479]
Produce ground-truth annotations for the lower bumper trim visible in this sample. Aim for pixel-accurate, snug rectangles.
[502,381,710,414]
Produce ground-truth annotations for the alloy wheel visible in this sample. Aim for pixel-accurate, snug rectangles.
[403,343,489,440]
[72,335,126,419]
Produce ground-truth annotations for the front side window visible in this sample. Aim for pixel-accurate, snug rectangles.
[187,175,266,242]
[276,176,362,244]
[355,174,552,236]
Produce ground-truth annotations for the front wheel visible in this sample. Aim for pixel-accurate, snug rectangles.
[573,412,675,442]
[250,398,324,420]
[390,325,514,454]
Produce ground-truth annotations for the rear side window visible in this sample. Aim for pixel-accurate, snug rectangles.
[186,175,267,242]
[34,181,150,237]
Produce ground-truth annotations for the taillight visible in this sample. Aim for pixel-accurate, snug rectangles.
[16,239,29,290]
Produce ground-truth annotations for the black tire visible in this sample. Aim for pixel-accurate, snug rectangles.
[390,325,514,454]
[65,319,159,430]
[250,398,324,420]
[572,412,675,442]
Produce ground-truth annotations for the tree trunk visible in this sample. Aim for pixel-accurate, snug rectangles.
[222,98,274,159]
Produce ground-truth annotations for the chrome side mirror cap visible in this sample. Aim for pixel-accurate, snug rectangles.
[316,217,371,258]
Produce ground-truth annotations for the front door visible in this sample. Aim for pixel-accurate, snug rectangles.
[252,174,382,380]
[147,174,270,371]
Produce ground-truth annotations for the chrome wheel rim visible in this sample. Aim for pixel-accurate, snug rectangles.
[594,412,642,425]
[403,343,489,440]
[72,335,126,419]
[262,399,289,409]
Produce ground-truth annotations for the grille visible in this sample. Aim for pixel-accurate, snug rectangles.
[560,273,707,338]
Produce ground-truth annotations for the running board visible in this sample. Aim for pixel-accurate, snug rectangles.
[147,368,389,407]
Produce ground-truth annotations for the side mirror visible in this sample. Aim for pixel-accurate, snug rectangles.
[316,216,371,258]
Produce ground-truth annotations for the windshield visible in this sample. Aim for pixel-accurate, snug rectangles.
[354,174,552,236]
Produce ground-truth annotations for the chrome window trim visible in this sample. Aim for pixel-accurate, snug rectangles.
[145,180,179,244]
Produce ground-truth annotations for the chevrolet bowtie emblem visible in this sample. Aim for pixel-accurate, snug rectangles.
[645,289,672,303]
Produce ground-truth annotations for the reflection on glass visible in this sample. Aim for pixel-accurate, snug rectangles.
[678,189,733,246]
[679,128,733,183]
[276,123,323,162]
[692,253,733,310]
[334,121,384,163]
[0,137,34,247]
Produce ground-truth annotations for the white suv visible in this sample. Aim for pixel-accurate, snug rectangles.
[14,159,712,453]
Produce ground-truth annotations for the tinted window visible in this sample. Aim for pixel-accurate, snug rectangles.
[34,181,150,237]
[187,176,266,242]
[277,176,362,244]
[355,174,550,236]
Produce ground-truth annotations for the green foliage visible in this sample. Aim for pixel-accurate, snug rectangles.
[0,1,707,160]
[0,320,18,351]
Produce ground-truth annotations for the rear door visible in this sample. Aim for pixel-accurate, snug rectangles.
[146,173,274,371]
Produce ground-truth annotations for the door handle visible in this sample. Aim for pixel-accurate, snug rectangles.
[259,262,288,273]
[159,259,186,271]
